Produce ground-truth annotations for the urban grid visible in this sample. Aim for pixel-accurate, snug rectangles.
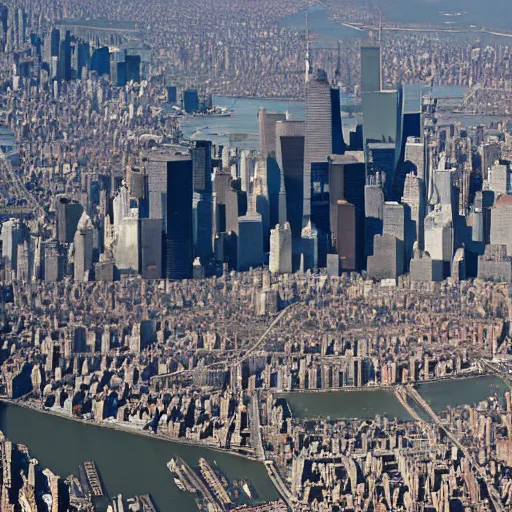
[2,0,512,511]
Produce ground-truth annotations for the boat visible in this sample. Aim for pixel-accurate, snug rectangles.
[242,482,253,499]
[193,106,234,118]
[174,477,186,492]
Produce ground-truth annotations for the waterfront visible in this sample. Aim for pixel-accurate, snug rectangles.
[282,376,508,421]
[362,0,511,31]
[179,88,486,151]
[0,403,278,512]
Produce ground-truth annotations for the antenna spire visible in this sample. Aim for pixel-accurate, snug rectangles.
[335,40,341,84]
[379,11,383,44]
[305,10,311,84]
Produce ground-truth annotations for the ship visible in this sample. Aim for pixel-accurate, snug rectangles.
[194,106,234,118]
[174,477,186,492]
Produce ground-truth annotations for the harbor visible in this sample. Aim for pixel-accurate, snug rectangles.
[0,402,278,512]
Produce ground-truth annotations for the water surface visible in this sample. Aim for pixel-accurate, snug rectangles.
[0,403,278,512]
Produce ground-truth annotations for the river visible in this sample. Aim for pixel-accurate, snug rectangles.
[179,86,473,151]
[0,403,278,512]
[282,376,508,420]
[279,2,512,40]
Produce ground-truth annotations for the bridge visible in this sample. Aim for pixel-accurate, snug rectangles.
[405,385,505,512]
[151,300,303,387]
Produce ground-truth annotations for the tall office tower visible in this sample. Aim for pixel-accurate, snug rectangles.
[410,243,443,282]
[239,149,255,193]
[16,240,33,281]
[167,86,177,104]
[46,28,60,65]
[404,137,427,188]
[214,170,246,235]
[363,90,402,197]
[254,157,270,246]
[165,157,193,279]
[183,89,199,113]
[140,218,162,279]
[269,222,293,274]
[44,241,63,282]
[488,161,509,196]
[490,195,512,255]
[402,173,425,255]
[237,211,264,271]
[214,231,237,268]
[479,141,500,180]
[145,150,175,233]
[90,47,110,76]
[74,41,90,79]
[383,202,405,244]
[1,218,26,272]
[125,55,141,83]
[192,140,212,193]
[364,176,384,263]
[128,168,147,203]
[276,120,305,238]
[303,69,344,222]
[259,110,286,228]
[367,233,404,280]
[334,200,356,271]
[328,155,366,270]
[259,108,286,157]
[112,186,131,239]
[478,245,512,282]
[74,212,94,281]
[193,193,213,261]
[221,147,231,170]
[192,141,213,260]
[383,201,407,270]
[300,219,318,272]
[360,45,381,93]
[57,30,71,82]
[432,162,455,212]
[56,197,83,244]
[424,207,454,278]
[115,210,139,274]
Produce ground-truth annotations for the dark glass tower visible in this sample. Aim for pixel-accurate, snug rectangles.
[276,120,305,239]
[165,157,193,279]
[183,90,199,113]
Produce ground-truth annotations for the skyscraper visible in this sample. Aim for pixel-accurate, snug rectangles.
[269,222,292,274]
[192,140,212,194]
[145,150,175,234]
[165,157,193,279]
[140,218,162,279]
[1,218,27,272]
[183,89,199,113]
[74,212,94,281]
[237,212,264,272]
[303,69,344,222]
[276,120,305,239]
[334,200,356,272]
[56,197,83,244]
[360,45,381,94]
[328,155,366,270]
[259,108,286,158]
